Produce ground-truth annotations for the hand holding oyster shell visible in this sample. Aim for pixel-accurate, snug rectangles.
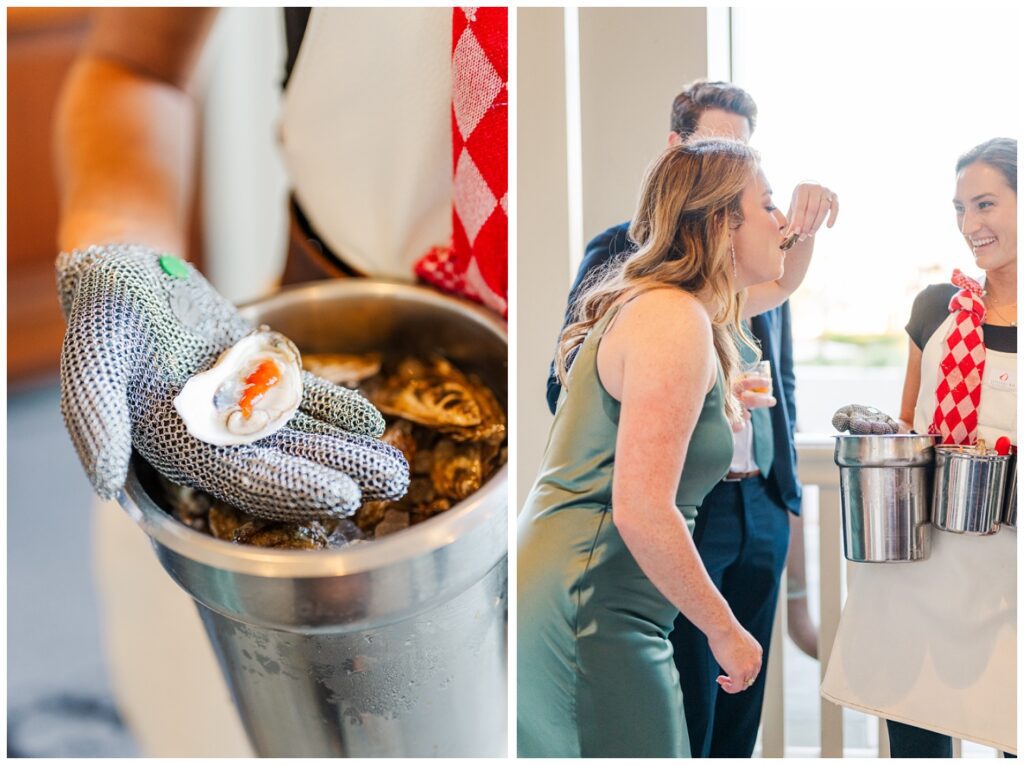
[56,244,409,522]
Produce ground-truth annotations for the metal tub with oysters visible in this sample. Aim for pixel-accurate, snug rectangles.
[120,280,507,757]
[834,425,1015,562]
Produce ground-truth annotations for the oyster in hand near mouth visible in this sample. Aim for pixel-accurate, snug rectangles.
[174,330,304,446]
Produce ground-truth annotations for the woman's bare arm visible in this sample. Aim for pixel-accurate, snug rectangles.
[55,8,218,255]
[603,291,738,641]
[899,338,924,430]
[602,290,762,691]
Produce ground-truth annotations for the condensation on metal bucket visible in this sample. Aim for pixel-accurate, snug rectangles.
[932,445,1009,535]
[834,434,937,563]
[118,281,508,757]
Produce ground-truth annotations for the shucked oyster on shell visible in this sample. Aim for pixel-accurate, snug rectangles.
[174,329,303,446]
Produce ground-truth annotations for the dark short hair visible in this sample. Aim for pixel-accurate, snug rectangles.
[956,137,1017,193]
[669,80,758,139]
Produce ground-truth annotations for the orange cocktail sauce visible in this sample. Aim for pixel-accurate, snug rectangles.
[239,359,281,419]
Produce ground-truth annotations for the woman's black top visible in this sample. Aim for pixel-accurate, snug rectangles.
[906,283,1016,353]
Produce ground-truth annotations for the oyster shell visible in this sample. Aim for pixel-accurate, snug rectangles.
[174,330,303,446]
[158,473,213,532]
[368,357,483,430]
[302,352,382,387]
[355,500,390,532]
[375,509,411,538]
[448,375,506,445]
[366,357,506,445]
[431,438,484,501]
[381,419,417,465]
[233,519,329,550]
[208,501,249,541]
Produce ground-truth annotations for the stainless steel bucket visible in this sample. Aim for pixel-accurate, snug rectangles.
[834,434,937,562]
[932,446,1009,535]
[118,281,508,757]
[1005,453,1017,529]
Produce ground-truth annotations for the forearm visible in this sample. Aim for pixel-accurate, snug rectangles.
[899,338,924,430]
[608,294,737,640]
[777,235,814,295]
[55,56,197,255]
[615,503,737,641]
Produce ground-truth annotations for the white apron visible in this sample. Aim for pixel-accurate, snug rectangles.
[821,312,1017,753]
[278,7,452,277]
[95,9,453,755]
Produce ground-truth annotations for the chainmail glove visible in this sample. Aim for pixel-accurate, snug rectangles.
[831,404,901,435]
[57,244,409,522]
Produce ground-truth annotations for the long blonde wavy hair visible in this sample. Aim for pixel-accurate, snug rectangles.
[556,138,762,423]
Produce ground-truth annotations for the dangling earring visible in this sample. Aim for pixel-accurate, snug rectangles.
[730,239,738,280]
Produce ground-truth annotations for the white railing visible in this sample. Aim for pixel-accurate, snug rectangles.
[758,436,847,757]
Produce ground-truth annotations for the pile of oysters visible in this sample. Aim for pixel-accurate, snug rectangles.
[159,352,506,549]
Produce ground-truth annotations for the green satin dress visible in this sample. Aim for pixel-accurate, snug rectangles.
[517,303,733,758]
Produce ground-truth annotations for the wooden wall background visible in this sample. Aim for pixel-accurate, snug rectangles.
[7,8,204,388]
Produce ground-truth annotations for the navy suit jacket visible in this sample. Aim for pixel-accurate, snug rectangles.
[546,222,802,514]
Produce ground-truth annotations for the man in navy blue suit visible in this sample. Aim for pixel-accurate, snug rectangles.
[546,81,837,757]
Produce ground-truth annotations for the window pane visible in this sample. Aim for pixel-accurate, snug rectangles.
[733,6,1019,432]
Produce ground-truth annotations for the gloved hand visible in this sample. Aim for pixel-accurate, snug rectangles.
[57,244,409,522]
[831,404,901,435]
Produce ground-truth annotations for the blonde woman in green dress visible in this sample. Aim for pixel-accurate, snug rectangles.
[518,139,820,757]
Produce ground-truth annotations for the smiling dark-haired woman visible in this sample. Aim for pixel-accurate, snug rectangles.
[823,138,1018,757]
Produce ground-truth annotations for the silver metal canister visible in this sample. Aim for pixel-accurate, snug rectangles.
[118,281,507,757]
[834,434,937,562]
[1005,453,1017,529]
[932,446,1009,535]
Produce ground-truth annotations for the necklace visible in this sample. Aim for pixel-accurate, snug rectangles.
[984,287,1018,327]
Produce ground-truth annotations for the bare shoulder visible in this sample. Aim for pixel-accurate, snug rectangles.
[615,288,713,346]
[599,288,717,407]
[597,288,716,401]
